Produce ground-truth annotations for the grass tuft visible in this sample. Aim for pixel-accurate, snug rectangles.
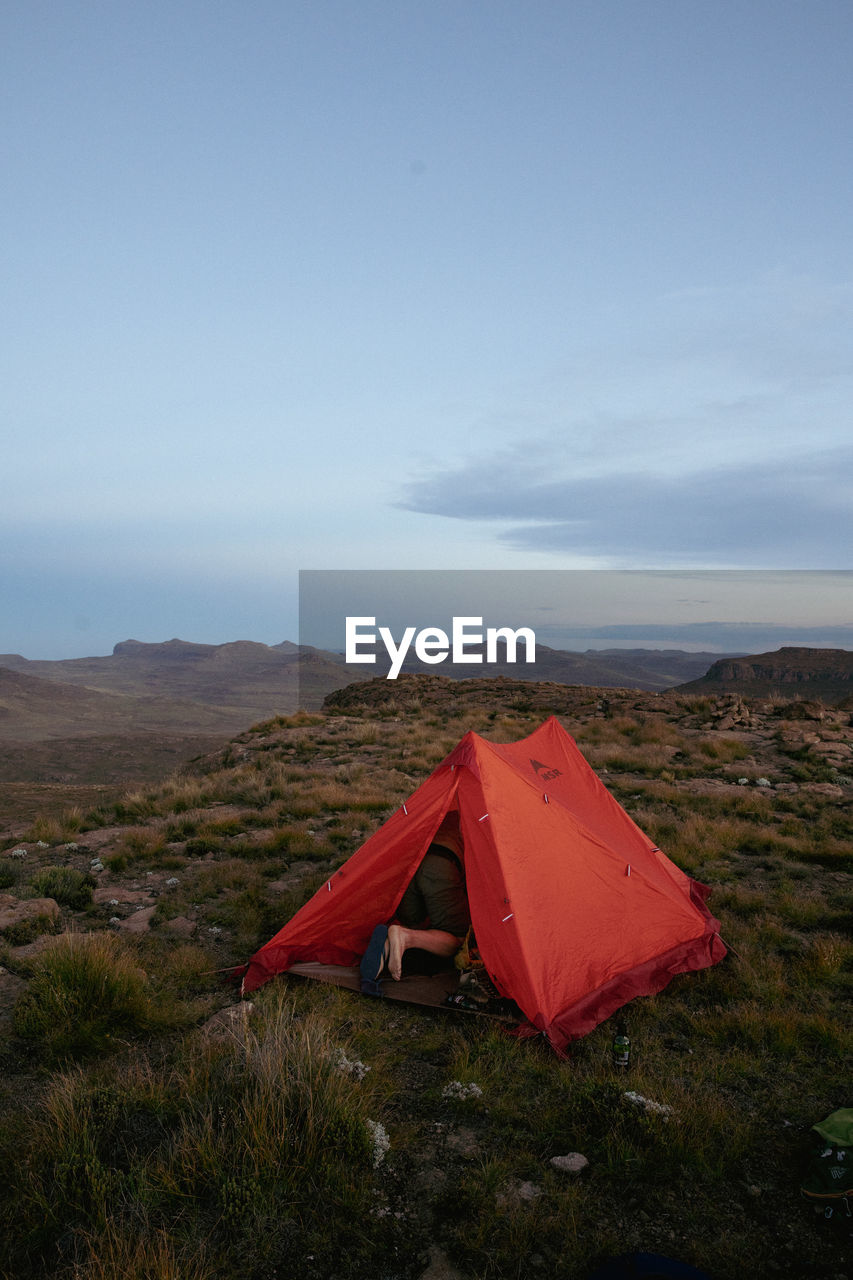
[4,991,391,1278]
[12,931,155,1061]
[29,865,95,910]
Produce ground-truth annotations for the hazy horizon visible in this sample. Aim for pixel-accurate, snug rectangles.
[4,569,850,662]
[5,630,853,666]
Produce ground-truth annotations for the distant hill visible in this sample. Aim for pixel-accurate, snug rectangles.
[5,638,848,794]
[371,642,730,689]
[0,640,732,738]
[0,641,373,789]
[0,665,243,741]
[0,639,370,733]
[677,646,853,705]
[513,644,729,689]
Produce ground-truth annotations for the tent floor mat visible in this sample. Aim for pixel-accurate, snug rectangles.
[285,962,524,1024]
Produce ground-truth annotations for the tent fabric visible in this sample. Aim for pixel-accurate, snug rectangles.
[813,1108,853,1147]
[241,716,726,1052]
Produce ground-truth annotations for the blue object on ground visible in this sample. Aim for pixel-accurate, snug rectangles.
[587,1252,712,1279]
[359,923,389,987]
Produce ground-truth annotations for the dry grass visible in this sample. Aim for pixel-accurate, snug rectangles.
[1,684,851,1280]
[70,1225,215,1280]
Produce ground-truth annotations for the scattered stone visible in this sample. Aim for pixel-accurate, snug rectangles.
[445,1127,481,1159]
[496,1179,542,1207]
[774,700,825,722]
[418,1246,468,1280]
[756,777,772,788]
[0,894,60,935]
[807,783,845,799]
[114,905,156,935]
[165,877,180,887]
[201,1002,255,1041]
[74,825,129,852]
[9,935,57,963]
[711,695,758,730]
[8,848,27,859]
[93,888,153,906]
[550,1152,589,1174]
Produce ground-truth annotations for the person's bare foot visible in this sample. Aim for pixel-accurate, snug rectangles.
[387,923,408,980]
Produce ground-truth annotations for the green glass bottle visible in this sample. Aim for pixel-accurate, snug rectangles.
[612,1021,630,1069]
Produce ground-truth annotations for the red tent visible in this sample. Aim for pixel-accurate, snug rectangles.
[241,716,726,1052]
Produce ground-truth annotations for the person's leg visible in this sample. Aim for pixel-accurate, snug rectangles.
[387,923,462,981]
[388,848,470,980]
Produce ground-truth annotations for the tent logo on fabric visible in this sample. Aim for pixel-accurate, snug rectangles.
[530,758,562,782]
[345,616,536,680]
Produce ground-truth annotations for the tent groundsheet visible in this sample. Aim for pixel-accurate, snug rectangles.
[282,961,524,1026]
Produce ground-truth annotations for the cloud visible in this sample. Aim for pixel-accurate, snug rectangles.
[540,621,853,651]
[397,444,853,566]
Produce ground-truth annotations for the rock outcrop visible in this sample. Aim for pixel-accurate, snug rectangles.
[678,647,853,705]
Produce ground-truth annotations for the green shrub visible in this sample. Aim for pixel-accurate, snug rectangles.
[12,931,154,1061]
[29,866,94,910]
[698,736,751,762]
[184,835,226,857]
[1,911,59,947]
[0,862,19,891]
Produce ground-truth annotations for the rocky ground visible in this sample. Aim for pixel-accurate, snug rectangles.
[1,680,851,1279]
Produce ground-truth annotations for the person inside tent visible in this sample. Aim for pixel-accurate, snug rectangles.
[359,812,470,990]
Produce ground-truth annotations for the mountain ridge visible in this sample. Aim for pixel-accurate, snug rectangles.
[677,646,853,704]
[0,637,730,719]
[2,641,851,751]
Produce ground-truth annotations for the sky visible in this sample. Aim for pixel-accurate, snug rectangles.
[2,0,852,659]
